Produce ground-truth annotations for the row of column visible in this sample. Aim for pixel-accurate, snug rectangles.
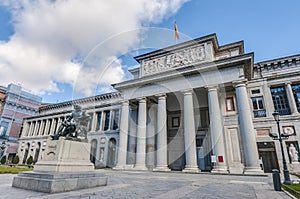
[208,81,262,174]
[115,90,199,172]
[115,81,262,174]
[91,110,119,132]
[22,117,61,137]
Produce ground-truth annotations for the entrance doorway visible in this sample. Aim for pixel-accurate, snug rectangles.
[257,142,279,173]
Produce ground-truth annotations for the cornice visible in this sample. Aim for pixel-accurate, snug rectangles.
[114,53,253,90]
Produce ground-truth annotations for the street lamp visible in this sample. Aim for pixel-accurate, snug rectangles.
[269,111,291,184]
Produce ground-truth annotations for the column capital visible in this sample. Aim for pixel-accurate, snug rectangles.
[156,93,167,100]
[121,100,129,105]
[205,85,219,92]
[137,97,146,103]
[181,89,193,95]
[232,79,248,88]
[285,81,292,86]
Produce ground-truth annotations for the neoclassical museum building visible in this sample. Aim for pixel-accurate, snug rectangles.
[17,34,300,174]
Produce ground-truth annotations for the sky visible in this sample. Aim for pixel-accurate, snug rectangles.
[0,0,300,103]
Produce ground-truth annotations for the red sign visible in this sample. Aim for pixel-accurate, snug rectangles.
[218,156,224,163]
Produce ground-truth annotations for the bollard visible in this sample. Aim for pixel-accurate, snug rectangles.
[272,169,281,191]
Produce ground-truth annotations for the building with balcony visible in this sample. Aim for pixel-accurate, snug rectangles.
[17,34,300,174]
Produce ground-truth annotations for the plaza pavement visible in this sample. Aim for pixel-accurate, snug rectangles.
[0,170,294,199]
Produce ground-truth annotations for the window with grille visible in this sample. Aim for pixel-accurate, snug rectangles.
[270,86,291,115]
[251,97,266,117]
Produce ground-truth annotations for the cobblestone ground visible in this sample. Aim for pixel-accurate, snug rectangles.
[0,170,292,199]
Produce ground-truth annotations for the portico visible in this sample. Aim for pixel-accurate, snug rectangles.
[113,34,263,174]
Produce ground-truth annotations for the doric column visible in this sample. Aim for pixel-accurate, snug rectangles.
[49,118,57,135]
[154,94,170,171]
[262,81,274,117]
[22,122,29,137]
[33,120,39,136]
[114,101,129,170]
[207,86,228,173]
[108,110,113,130]
[91,112,97,131]
[38,120,45,136]
[285,82,298,115]
[28,122,34,136]
[44,119,50,135]
[182,90,200,172]
[134,98,148,170]
[234,81,263,174]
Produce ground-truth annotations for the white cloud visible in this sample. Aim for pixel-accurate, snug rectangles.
[0,0,188,97]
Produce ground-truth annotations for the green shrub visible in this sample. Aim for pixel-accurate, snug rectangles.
[12,155,19,164]
[26,156,33,165]
[0,156,6,164]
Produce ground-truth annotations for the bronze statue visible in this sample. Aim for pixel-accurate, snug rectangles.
[51,104,90,142]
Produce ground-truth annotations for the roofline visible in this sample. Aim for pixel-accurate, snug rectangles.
[255,53,300,65]
[134,33,218,63]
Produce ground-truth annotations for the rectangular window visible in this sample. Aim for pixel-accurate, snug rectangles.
[252,97,266,117]
[270,86,291,115]
[225,97,235,111]
[96,112,102,131]
[104,110,110,131]
[112,110,119,130]
[251,89,260,94]
[292,84,300,112]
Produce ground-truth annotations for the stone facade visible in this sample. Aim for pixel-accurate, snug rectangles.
[17,34,300,174]
[18,92,121,168]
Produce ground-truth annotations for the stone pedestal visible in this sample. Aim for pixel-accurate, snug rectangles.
[34,138,94,172]
[289,162,300,173]
[12,139,107,193]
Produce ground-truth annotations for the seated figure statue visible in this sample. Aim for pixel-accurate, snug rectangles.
[51,104,90,142]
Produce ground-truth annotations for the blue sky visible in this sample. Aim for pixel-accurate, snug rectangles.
[0,1,299,103]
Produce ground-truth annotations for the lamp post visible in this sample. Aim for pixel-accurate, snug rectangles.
[270,111,291,184]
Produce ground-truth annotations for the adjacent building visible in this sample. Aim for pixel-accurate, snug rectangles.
[0,84,42,162]
[17,34,300,174]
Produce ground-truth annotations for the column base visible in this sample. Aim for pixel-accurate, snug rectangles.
[153,166,171,172]
[112,165,126,170]
[211,166,229,174]
[243,167,264,175]
[182,165,201,173]
[134,164,148,171]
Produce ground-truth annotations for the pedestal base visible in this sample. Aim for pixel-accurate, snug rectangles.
[243,167,264,175]
[34,138,94,172]
[133,165,148,171]
[12,171,107,193]
[289,162,300,173]
[211,166,229,174]
[182,166,201,173]
[153,166,171,172]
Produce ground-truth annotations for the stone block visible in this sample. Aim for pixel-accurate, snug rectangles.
[34,139,94,172]
[12,171,107,193]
